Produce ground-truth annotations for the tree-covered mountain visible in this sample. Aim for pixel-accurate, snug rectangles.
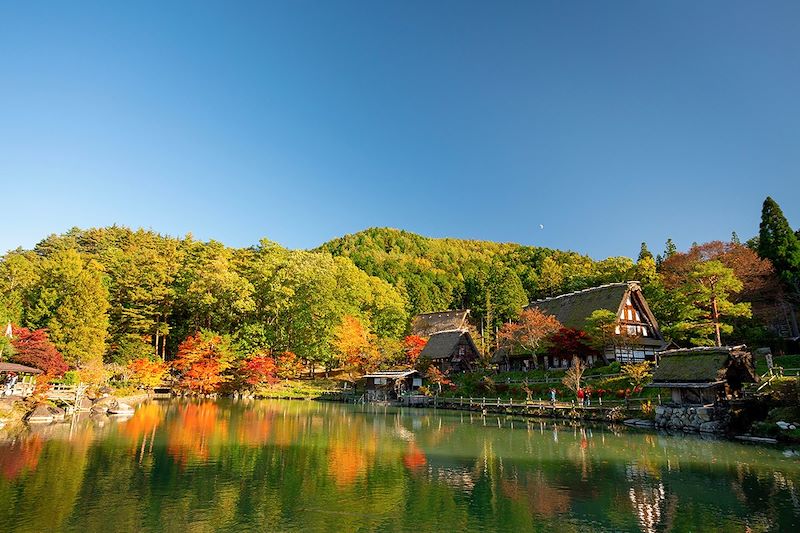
[0,195,796,373]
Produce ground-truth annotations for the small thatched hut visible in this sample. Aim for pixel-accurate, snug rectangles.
[647,345,757,405]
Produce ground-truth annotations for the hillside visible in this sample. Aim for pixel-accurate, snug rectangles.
[318,227,638,321]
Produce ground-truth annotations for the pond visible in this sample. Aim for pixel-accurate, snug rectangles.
[0,399,798,532]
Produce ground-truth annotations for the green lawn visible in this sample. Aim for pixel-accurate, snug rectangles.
[754,354,800,375]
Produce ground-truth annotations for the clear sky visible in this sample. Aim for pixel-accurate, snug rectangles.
[1,1,798,258]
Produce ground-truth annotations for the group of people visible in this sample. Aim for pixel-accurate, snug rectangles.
[548,387,592,406]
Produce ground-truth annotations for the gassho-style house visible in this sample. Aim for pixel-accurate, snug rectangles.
[411,310,481,373]
[493,281,667,371]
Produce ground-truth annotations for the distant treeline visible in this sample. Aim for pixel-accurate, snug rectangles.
[0,196,797,370]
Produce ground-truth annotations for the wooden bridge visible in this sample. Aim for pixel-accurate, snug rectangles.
[45,384,89,412]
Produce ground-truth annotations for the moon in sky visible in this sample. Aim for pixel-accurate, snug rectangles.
[539,224,544,230]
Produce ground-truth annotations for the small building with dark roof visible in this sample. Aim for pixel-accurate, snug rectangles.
[411,310,471,337]
[647,345,757,405]
[1,362,43,398]
[527,281,666,364]
[418,330,481,373]
[363,370,423,401]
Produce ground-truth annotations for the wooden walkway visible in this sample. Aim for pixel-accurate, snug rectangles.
[320,391,654,421]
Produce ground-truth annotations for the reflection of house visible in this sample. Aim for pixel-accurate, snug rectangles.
[647,345,757,405]
[418,330,480,373]
[364,370,422,400]
[411,309,470,337]
[1,362,43,398]
[527,281,666,363]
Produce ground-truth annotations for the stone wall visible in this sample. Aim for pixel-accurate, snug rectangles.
[654,405,726,433]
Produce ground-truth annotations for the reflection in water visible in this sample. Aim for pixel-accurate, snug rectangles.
[0,399,798,532]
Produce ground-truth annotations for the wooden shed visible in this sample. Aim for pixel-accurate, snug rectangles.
[647,345,757,405]
[363,370,423,401]
[1,362,43,398]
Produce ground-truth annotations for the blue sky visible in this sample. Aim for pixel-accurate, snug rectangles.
[1,1,798,259]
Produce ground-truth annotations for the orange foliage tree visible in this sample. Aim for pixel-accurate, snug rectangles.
[172,331,235,394]
[402,335,427,366]
[128,358,168,390]
[425,365,453,395]
[276,351,304,379]
[333,315,380,382]
[497,308,562,369]
[239,353,280,389]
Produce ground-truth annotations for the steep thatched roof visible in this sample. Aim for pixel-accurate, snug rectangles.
[411,310,470,337]
[651,345,756,384]
[527,282,631,329]
[419,330,477,360]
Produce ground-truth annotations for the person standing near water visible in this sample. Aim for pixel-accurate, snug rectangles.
[577,387,585,406]
[550,388,556,405]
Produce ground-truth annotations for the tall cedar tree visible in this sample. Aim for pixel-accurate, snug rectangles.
[497,308,562,369]
[758,196,800,289]
[10,326,68,377]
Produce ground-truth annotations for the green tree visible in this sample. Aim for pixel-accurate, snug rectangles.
[26,249,110,367]
[637,242,653,262]
[757,196,800,289]
[664,239,677,260]
[673,260,751,346]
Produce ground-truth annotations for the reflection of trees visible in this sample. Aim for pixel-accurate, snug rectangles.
[0,436,42,480]
[1,400,799,531]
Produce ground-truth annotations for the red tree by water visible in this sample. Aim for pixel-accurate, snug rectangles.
[10,326,68,377]
[172,331,234,394]
[240,354,280,388]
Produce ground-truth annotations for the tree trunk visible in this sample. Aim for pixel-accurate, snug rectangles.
[711,295,722,347]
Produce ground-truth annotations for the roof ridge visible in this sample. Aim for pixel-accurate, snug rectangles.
[528,281,639,305]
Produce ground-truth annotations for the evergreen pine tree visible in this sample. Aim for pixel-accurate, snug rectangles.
[757,196,800,287]
[664,238,677,259]
[638,242,654,262]
[731,231,741,245]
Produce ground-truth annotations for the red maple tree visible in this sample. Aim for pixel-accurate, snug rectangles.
[9,326,68,377]
[172,331,234,394]
[402,335,427,366]
[239,354,280,388]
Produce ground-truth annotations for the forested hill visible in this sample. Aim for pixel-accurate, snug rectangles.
[3,194,796,372]
[319,227,640,320]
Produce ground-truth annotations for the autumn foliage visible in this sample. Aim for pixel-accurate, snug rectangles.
[402,335,427,366]
[239,354,280,388]
[9,326,68,377]
[334,315,380,380]
[547,327,597,360]
[498,308,562,368]
[172,331,234,394]
[128,357,168,389]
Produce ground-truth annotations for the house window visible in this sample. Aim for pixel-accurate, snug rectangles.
[458,345,466,356]
[375,377,386,385]
[412,378,422,387]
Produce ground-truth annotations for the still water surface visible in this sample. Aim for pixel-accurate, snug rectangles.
[0,399,799,532]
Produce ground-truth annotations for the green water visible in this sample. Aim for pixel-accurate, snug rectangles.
[0,400,798,532]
